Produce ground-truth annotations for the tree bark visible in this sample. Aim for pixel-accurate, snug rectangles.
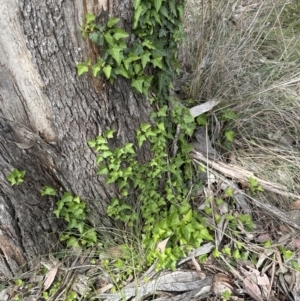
[0,0,151,276]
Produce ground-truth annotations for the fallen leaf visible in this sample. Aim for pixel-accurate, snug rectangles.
[156,237,170,253]
[291,199,300,209]
[243,278,263,301]
[43,266,58,291]
[190,99,220,117]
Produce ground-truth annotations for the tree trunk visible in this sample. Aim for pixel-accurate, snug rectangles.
[0,0,151,276]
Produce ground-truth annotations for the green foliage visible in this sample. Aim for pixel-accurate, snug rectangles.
[89,117,214,270]
[77,0,184,99]
[40,186,57,196]
[248,177,264,194]
[42,190,97,248]
[6,168,25,186]
[221,290,232,301]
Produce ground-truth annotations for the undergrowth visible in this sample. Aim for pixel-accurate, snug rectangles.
[3,0,300,300]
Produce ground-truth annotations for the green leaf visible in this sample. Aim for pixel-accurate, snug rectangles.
[40,186,57,196]
[53,209,60,218]
[103,32,115,46]
[182,209,193,223]
[85,13,95,24]
[137,134,147,147]
[140,123,151,133]
[131,78,144,94]
[233,249,241,259]
[108,47,123,65]
[61,192,73,203]
[123,54,140,70]
[107,17,120,28]
[133,62,142,74]
[225,130,235,142]
[95,136,106,145]
[124,143,135,154]
[101,150,113,158]
[141,51,151,69]
[92,64,101,77]
[113,28,129,40]
[115,65,130,78]
[213,249,220,258]
[222,109,237,121]
[103,65,112,79]
[133,5,143,29]
[89,32,103,45]
[142,39,155,49]
[97,165,109,175]
[196,114,207,126]
[183,111,194,124]
[104,129,115,139]
[133,0,141,10]
[283,249,294,260]
[154,0,163,12]
[88,139,96,148]
[151,56,163,69]
[169,1,177,17]
[76,63,89,76]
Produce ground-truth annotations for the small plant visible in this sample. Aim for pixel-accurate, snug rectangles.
[221,290,232,301]
[41,187,97,248]
[6,168,25,186]
[248,177,263,194]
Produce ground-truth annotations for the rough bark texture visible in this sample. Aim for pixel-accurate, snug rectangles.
[0,0,151,276]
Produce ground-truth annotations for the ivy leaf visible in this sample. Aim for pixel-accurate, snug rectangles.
[104,129,115,138]
[133,0,141,10]
[107,17,120,28]
[133,5,143,29]
[85,13,95,24]
[142,39,155,49]
[89,32,103,45]
[140,123,151,133]
[76,63,88,76]
[103,32,115,46]
[131,41,144,56]
[133,62,142,75]
[97,166,109,176]
[115,65,130,78]
[137,134,147,147]
[103,65,112,79]
[92,64,101,77]
[96,135,107,144]
[108,47,123,65]
[141,51,151,69]
[225,130,235,142]
[169,1,177,17]
[154,0,163,12]
[151,56,163,69]
[131,77,144,94]
[40,186,57,197]
[113,28,129,40]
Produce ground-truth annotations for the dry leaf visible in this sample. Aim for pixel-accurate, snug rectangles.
[190,99,220,117]
[243,278,263,301]
[156,237,170,253]
[256,234,271,243]
[213,273,233,296]
[43,266,58,291]
[291,199,300,209]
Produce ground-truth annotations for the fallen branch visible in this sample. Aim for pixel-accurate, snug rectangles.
[191,150,300,230]
[191,150,300,200]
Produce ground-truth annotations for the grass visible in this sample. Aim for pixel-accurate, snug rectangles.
[180,0,300,211]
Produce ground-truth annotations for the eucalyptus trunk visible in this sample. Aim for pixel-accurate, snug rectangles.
[0,0,151,276]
